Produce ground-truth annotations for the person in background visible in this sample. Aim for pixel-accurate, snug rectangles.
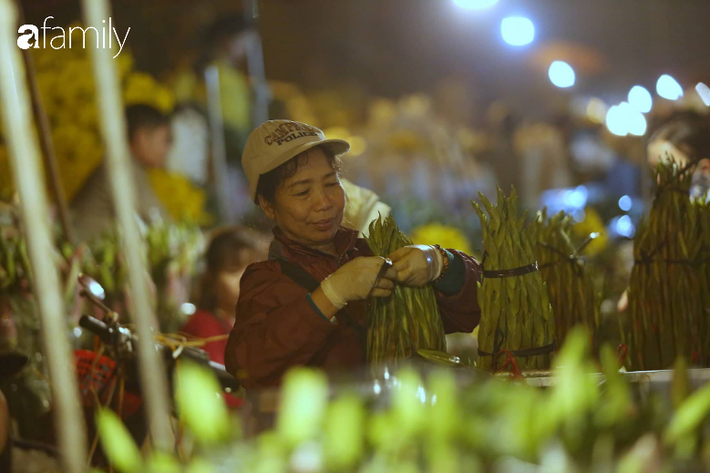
[646,112,710,200]
[182,227,263,407]
[617,113,710,312]
[340,178,391,237]
[165,104,210,188]
[172,14,260,219]
[175,13,257,156]
[70,104,172,242]
[483,102,521,193]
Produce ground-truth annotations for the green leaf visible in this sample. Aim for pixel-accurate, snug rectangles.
[392,368,425,436]
[95,408,143,473]
[671,357,691,410]
[145,451,181,473]
[277,368,329,447]
[186,456,217,473]
[324,393,366,471]
[175,362,230,444]
[665,382,710,444]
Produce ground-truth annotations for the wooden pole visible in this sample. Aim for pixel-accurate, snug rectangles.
[14,1,74,242]
[22,49,75,242]
[0,2,87,472]
[81,0,173,451]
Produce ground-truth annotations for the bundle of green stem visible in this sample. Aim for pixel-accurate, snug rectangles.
[365,215,446,366]
[531,209,600,348]
[472,188,555,372]
[627,160,705,370]
[692,195,710,366]
[0,229,33,295]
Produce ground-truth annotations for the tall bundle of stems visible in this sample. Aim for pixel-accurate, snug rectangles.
[692,195,710,366]
[472,188,555,372]
[531,209,601,348]
[365,215,446,367]
[627,160,705,370]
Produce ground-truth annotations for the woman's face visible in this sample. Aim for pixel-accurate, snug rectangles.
[260,148,345,249]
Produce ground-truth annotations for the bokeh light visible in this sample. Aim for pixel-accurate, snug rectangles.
[453,0,498,9]
[695,83,710,106]
[548,61,575,88]
[181,302,197,316]
[619,102,647,136]
[572,209,586,223]
[606,105,627,136]
[586,98,607,124]
[656,74,683,100]
[501,17,535,46]
[606,103,647,136]
[618,195,632,211]
[615,215,635,238]
[628,85,652,113]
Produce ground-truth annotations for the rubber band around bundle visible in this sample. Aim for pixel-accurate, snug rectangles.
[478,328,557,371]
[482,262,539,279]
[633,239,709,267]
[478,343,556,359]
[537,243,583,272]
[655,186,692,196]
[634,258,701,267]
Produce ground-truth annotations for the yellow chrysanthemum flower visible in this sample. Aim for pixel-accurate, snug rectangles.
[147,169,209,224]
[124,72,175,113]
[0,25,175,205]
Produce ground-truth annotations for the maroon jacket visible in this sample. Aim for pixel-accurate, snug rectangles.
[224,227,482,390]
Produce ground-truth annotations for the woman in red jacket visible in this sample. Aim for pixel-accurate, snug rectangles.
[225,120,483,391]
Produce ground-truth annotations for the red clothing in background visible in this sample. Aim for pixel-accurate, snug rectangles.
[182,309,242,408]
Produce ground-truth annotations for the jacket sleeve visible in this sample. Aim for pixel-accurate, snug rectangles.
[434,250,482,334]
[224,262,337,389]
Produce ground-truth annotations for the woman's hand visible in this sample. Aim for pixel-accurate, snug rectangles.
[320,256,396,308]
[388,245,443,287]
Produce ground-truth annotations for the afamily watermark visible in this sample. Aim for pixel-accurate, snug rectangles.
[17,16,130,59]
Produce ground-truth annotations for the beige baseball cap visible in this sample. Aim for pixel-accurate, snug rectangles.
[242,120,350,201]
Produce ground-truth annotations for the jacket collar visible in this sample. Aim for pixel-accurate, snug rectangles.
[269,226,359,261]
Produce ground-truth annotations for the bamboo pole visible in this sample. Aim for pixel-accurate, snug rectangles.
[205,65,238,224]
[22,48,75,242]
[242,0,269,127]
[81,0,173,451]
[0,2,87,472]
[14,1,74,242]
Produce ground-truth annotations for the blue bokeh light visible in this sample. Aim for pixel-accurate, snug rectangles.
[618,195,632,212]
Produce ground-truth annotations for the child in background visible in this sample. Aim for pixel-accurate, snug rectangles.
[181,227,264,407]
[71,104,173,242]
[647,112,710,200]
